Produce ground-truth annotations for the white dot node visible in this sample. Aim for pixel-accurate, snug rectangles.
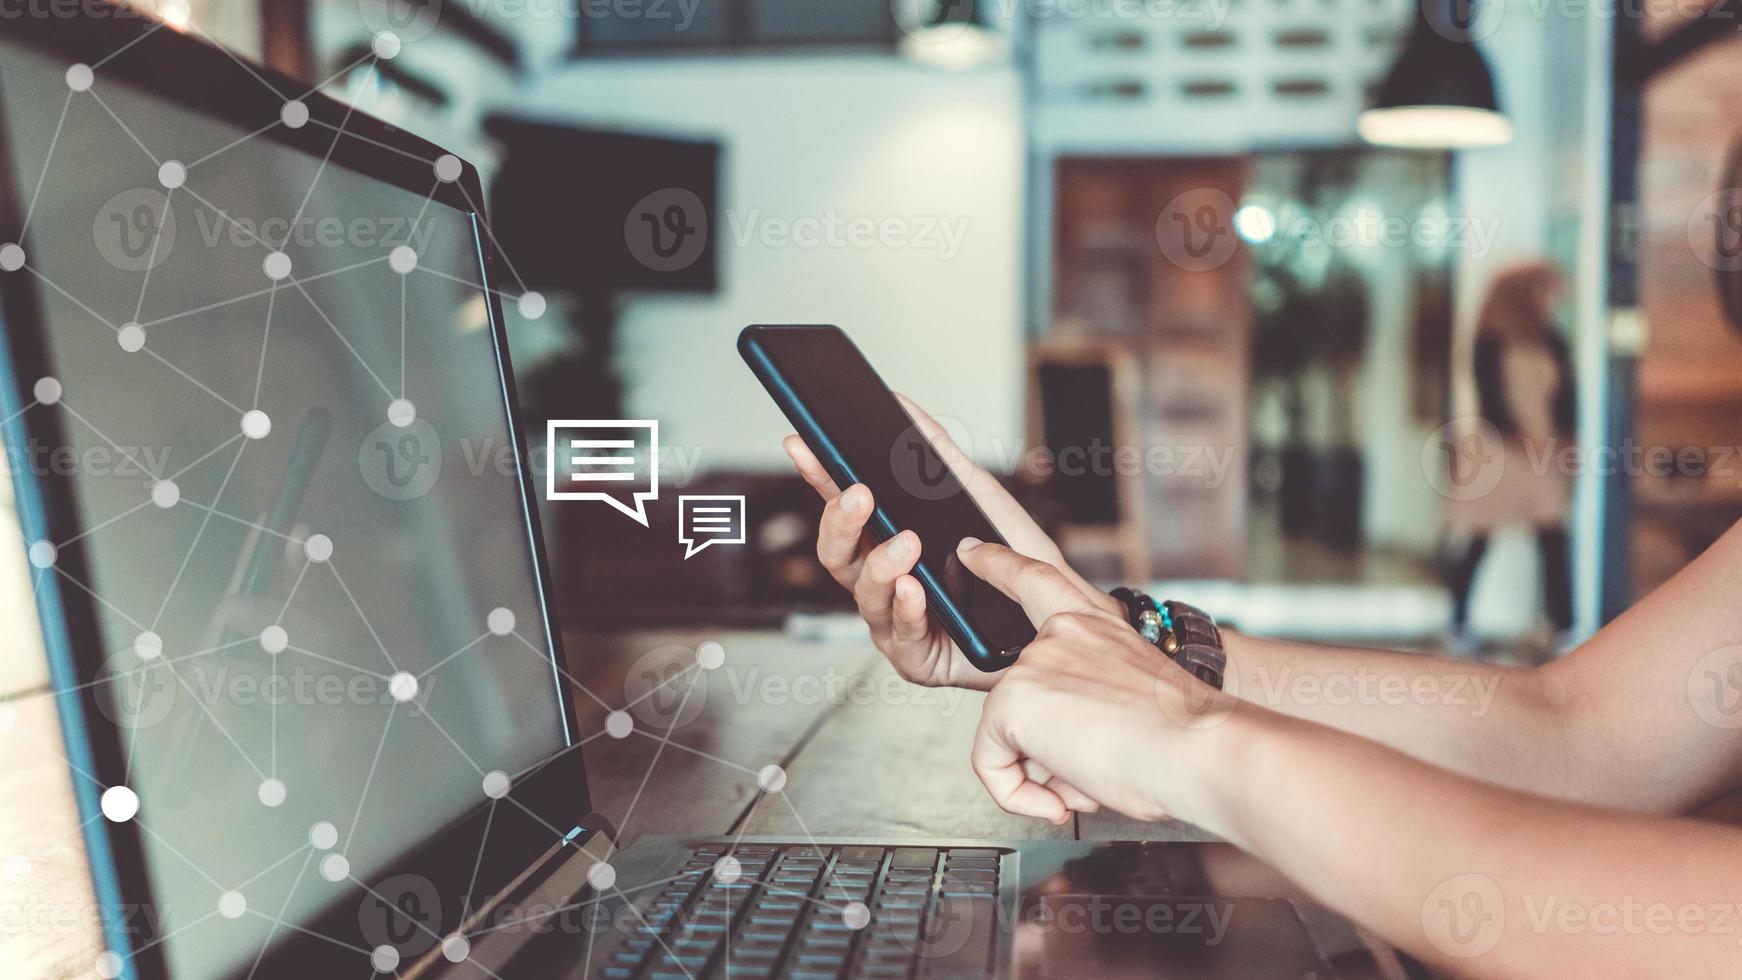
[433,154,462,183]
[389,245,417,275]
[587,861,616,890]
[27,540,56,569]
[842,901,870,930]
[757,764,787,794]
[304,533,333,563]
[517,291,546,320]
[373,31,402,59]
[150,479,179,509]
[486,607,515,636]
[696,641,725,671]
[66,64,94,92]
[3,855,31,881]
[262,250,291,281]
[388,671,418,703]
[280,100,309,129]
[117,322,146,352]
[387,398,416,427]
[95,951,123,979]
[481,770,511,800]
[157,160,186,189]
[604,711,633,739]
[135,630,163,660]
[320,852,349,881]
[33,376,60,405]
[241,409,272,440]
[309,821,338,850]
[100,785,139,823]
[441,934,470,962]
[218,890,246,919]
[0,243,23,272]
[713,855,742,885]
[370,944,400,973]
[258,778,287,807]
[259,625,288,654]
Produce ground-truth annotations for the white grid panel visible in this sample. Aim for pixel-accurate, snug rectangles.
[1030,0,1416,153]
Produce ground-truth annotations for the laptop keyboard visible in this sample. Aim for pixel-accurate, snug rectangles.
[595,844,1003,980]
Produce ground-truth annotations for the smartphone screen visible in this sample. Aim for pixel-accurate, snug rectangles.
[740,325,1036,666]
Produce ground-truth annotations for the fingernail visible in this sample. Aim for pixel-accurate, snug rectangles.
[957,536,983,555]
[889,534,912,560]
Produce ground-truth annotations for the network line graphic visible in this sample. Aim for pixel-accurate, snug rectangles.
[0,18,870,980]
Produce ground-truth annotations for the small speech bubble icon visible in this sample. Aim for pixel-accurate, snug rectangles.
[546,420,659,526]
[678,495,746,560]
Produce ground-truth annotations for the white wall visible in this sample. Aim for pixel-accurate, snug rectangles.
[1448,0,1570,636]
[519,57,1028,472]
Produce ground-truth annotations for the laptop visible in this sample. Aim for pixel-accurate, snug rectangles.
[0,13,1365,980]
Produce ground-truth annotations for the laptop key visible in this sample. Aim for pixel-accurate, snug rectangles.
[890,848,938,870]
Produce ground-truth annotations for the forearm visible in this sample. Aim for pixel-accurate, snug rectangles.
[1221,632,1587,801]
[1190,709,1742,978]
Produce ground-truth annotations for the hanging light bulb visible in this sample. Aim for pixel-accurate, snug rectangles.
[894,0,1010,70]
[1359,0,1512,149]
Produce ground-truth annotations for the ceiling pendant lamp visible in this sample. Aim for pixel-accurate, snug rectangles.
[1359,0,1512,149]
[894,0,1010,70]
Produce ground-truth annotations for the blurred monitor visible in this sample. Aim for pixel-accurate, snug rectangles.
[485,117,720,295]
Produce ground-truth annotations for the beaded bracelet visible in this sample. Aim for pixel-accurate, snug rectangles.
[1107,587,1227,690]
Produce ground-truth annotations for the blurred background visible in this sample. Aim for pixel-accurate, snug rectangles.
[11,0,1742,673]
[13,0,1742,971]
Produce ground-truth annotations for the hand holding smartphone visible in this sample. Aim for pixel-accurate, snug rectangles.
[739,324,1036,669]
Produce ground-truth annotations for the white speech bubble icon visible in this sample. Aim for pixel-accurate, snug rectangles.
[678,495,746,560]
[545,420,659,526]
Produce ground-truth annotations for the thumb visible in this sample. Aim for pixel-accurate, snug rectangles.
[955,539,1102,627]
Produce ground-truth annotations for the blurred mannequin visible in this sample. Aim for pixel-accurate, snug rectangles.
[1445,262,1575,646]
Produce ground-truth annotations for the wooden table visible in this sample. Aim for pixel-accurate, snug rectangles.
[560,628,1214,847]
[0,626,1373,977]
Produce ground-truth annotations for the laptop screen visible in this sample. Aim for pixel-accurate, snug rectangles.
[0,35,566,980]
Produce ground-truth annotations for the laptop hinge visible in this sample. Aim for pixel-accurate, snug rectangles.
[401,826,613,980]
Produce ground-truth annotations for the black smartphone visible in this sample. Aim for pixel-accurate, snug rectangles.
[739,324,1036,670]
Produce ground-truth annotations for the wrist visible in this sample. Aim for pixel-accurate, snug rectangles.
[1162,703,1275,842]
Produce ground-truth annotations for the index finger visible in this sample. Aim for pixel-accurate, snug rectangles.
[783,434,842,500]
[955,539,1103,626]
